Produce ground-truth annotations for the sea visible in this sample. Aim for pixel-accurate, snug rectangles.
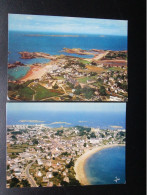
[7,109,126,185]
[8,31,127,80]
[7,110,126,130]
[85,146,125,185]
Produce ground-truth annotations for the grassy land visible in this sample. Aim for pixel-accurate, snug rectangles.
[108,67,123,71]
[77,77,89,84]
[54,76,64,80]
[30,84,62,100]
[78,59,91,65]
[93,81,103,87]
[77,76,97,84]
[7,148,24,153]
[8,81,35,100]
[18,87,34,100]
[7,143,31,153]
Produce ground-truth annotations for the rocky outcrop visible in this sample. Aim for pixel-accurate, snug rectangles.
[8,61,25,69]
[19,51,50,59]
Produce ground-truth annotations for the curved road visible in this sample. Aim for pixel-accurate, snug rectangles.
[25,160,38,187]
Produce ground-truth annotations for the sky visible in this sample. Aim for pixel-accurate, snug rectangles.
[7,103,126,113]
[8,14,128,36]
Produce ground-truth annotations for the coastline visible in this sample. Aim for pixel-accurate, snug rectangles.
[19,65,48,82]
[74,144,125,185]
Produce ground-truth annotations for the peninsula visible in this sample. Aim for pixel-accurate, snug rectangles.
[8,48,128,101]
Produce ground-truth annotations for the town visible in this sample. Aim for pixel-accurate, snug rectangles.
[7,124,126,188]
[8,48,128,101]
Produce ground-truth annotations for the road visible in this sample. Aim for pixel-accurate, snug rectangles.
[93,51,109,60]
[25,160,38,187]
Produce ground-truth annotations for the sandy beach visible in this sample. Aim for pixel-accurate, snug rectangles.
[19,65,48,82]
[74,144,125,185]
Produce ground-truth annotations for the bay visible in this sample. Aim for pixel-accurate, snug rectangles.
[84,146,125,185]
[8,30,127,80]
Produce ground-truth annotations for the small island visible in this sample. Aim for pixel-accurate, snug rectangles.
[19,120,45,123]
[50,122,71,125]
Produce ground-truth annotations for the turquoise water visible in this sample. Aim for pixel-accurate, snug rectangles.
[8,31,127,80]
[84,146,125,185]
[8,31,127,64]
[18,58,50,65]
[8,66,30,80]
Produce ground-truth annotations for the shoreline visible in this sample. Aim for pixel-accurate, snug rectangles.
[74,144,125,185]
[19,65,48,82]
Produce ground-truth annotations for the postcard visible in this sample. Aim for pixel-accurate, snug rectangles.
[6,102,126,187]
[8,14,128,101]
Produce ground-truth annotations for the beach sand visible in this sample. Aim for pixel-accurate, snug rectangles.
[19,65,48,82]
[74,144,125,185]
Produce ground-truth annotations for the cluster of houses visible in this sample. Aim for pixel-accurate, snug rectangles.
[35,56,128,101]
[7,124,125,187]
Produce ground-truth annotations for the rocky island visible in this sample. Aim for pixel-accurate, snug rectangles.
[8,61,25,69]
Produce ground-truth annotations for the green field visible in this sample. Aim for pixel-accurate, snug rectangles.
[54,76,64,80]
[31,84,62,100]
[8,81,35,100]
[108,67,124,71]
[77,77,89,83]
[77,76,97,84]
[93,81,103,87]
[78,59,91,65]
[7,143,31,153]
[18,87,34,100]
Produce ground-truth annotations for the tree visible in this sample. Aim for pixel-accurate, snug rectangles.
[90,132,96,138]
[91,61,97,66]
[78,62,85,69]
[53,172,58,177]
[66,159,74,168]
[61,181,69,186]
[89,72,97,76]
[100,133,105,138]
[67,82,74,89]
[61,152,70,156]
[98,78,102,82]
[69,178,81,186]
[99,86,107,96]
[32,139,38,145]
[110,71,114,77]
[20,179,30,187]
[83,143,87,147]
[11,135,17,140]
[82,87,95,99]
[10,177,20,188]
[55,130,63,136]
[74,85,82,95]
[53,84,58,89]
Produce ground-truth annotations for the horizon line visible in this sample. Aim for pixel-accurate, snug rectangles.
[8,29,127,37]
